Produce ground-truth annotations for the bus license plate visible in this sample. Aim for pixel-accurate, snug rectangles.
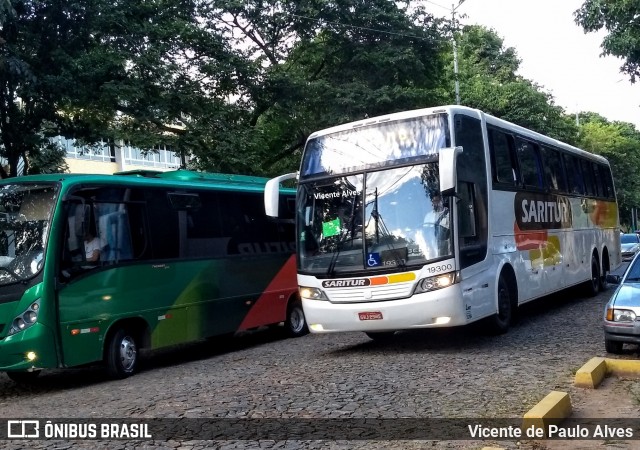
[359,311,383,320]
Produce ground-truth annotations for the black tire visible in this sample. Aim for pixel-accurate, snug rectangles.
[599,267,609,292]
[7,370,41,384]
[286,302,309,337]
[365,331,396,342]
[585,254,600,297]
[605,338,623,354]
[485,275,512,335]
[106,328,139,379]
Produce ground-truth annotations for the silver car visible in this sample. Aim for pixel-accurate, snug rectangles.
[604,258,640,353]
[620,233,640,262]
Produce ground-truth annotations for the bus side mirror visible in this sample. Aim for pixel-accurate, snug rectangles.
[439,146,463,197]
[264,172,298,217]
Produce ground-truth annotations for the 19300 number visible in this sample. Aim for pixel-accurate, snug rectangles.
[427,263,453,274]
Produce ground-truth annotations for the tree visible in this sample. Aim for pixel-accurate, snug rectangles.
[193,0,449,175]
[577,115,640,224]
[0,0,242,177]
[575,1,640,82]
[450,25,579,143]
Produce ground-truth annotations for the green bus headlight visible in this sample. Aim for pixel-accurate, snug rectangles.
[8,299,41,336]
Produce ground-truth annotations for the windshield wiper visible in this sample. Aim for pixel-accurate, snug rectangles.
[624,277,640,282]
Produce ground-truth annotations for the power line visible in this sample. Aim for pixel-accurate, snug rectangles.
[290,13,447,44]
[419,0,451,12]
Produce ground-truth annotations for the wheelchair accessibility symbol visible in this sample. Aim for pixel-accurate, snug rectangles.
[367,253,381,267]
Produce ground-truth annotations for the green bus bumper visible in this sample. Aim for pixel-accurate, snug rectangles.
[0,323,58,372]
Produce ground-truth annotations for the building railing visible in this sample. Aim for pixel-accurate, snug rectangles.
[52,137,185,170]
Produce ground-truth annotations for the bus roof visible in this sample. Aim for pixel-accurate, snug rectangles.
[0,170,294,193]
[307,105,609,165]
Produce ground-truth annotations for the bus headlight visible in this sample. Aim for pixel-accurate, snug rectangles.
[414,272,458,294]
[299,286,327,301]
[8,299,41,336]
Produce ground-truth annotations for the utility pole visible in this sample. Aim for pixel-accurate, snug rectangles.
[451,0,466,105]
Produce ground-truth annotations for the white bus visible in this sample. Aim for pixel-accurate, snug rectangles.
[265,105,621,339]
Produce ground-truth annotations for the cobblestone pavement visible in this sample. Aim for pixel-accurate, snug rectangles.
[0,282,637,449]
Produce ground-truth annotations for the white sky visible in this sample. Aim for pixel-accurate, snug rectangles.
[425,0,640,129]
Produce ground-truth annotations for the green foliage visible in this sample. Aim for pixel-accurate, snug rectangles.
[0,0,239,177]
[576,116,640,223]
[197,0,449,175]
[0,0,639,226]
[27,140,68,175]
[452,25,579,143]
[575,0,640,82]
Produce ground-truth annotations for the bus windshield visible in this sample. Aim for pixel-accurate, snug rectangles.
[0,183,57,285]
[300,113,449,178]
[297,163,452,275]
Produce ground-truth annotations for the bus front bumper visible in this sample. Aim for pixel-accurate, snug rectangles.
[0,323,58,372]
[302,288,467,333]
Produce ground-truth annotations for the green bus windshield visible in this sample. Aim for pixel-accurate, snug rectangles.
[0,183,58,285]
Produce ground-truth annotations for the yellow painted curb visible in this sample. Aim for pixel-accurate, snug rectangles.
[605,358,640,377]
[522,391,572,431]
[481,447,505,450]
[574,357,607,388]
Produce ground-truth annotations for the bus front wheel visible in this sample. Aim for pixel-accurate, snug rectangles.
[106,328,139,379]
[286,302,309,337]
[485,275,512,335]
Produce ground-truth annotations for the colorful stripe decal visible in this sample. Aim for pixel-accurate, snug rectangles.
[370,273,416,285]
[70,327,100,336]
[237,255,297,331]
[323,272,417,289]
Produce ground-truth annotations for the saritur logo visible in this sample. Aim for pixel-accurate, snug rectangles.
[7,420,39,438]
[515,192,572,231]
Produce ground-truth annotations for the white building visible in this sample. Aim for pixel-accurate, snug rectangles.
[53,137,186,174]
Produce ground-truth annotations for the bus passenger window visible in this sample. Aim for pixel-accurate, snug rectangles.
[564,154,585,195]
[592,162,604,197]
[599,165,614,198]
[541,146,566,192]
[581,159,596,196]
[489,129,517,186]
[515,139,542,189]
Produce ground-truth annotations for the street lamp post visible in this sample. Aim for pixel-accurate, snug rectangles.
[452,0,465,105]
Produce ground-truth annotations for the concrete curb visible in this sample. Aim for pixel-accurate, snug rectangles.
[520,357,640,436]
[574,356,607,388]
[522,390,572,430]
[484,357,640,449]
[575,357,640,388]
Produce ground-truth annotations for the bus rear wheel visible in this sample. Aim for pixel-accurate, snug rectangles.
[585,254,600,297]
[286,302,309,337]
[7,370,41,384]
[106,328,139,379]
[599,267,609,292]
